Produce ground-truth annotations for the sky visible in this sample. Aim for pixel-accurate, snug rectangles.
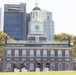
[0,0,76,35]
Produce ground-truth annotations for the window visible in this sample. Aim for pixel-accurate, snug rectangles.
[43,58,47,60]
[22,50,26,56]
[36,12,38,17]
[65,59,69,61]
[22,58,26,61]
[51,58,55,61]
[30,50,34,57]
[36,58,41,60]
[30,58,34,60]
[7,58,11,61]
[50,50,54,57]
[36,50,40,57]
[58,50,62,57]
[7,63,11,70]
[47,16,50,19]
[58,59,62,61]
[50,63,55,70]
[43,50,47,57]
[30,63,34,71]
[65,63,70,70]
[35,36,39,42]
[14,50,19,57]
[7,50,11,57]
[32,12,35,18]
[65,50,69,57]
[58,63,62,70]
[14,58,19,61]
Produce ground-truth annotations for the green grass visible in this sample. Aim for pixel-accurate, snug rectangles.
[0,71,76,75]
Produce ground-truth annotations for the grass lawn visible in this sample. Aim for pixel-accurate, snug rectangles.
[0,71,76,75]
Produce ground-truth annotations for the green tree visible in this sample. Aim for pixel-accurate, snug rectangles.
[53,33,72,41]
[53,33,76,58]
[0,31,7,58]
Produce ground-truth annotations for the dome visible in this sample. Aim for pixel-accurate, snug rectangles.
[33,7,41,11]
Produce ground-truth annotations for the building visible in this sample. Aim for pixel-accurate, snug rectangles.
[0,8,1,30]
[44,11,54,41]
[26,13,30,40]
[4,3,28,40]
[3,41,73,71]
[3,1,73,72]
[30,1,54,41]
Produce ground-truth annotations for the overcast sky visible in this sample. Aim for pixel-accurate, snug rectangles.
[0,0,76,35]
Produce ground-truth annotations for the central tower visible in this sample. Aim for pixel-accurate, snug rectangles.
[28,0,46,42]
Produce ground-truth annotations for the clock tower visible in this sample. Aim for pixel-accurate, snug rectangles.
[28,1,46,42]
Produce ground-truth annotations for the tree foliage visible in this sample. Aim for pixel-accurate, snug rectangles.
[0,30,16,58]
[53,33,72,41]
[53,33,76,58]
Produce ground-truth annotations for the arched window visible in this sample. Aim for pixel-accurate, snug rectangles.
[7,63,11,71]
[32,12,35,18]
[36,50,40,57]
[50,63,55,70]
[22,50,26,56]
[14,50,19,57]
[65,50,69,57]
[50,50,54,57]
[30,63,34,71]
[58,50,62,57]
[43,50,47,57]
[30,50,34,57]
[65,63,70,70]
[58,63,62,70]
[7,49,11,56]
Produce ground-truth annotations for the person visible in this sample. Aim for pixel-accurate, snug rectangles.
[11,61,20,72]
[43,61,50,71]
[20,61,27,72]
[36,60,41,71]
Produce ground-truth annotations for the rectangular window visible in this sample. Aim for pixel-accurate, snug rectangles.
[65,50,69,57]
[43,58,47,60]
[14,50,19,57]
[51,58,55,61]
[36,58,41,60]
[30,50,34,57]
[22,50,26,56]
[7,50,11,57]
[30,58,34,60]
[14,58,19,61]
[65,59,69,61]
[50,50,54,57]
[43,50,47,57]
[22,58,26,61]
[58,50,62,57]
[7,58,11,61]
[35,36,39,42]
[36,50,40,57]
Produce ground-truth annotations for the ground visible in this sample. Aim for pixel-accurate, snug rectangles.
[0,71,76,75]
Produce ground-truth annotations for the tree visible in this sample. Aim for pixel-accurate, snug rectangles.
[53,33,76,58]
[0,31,7,58]
[53,33,72,41]
[0,31,16,58]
